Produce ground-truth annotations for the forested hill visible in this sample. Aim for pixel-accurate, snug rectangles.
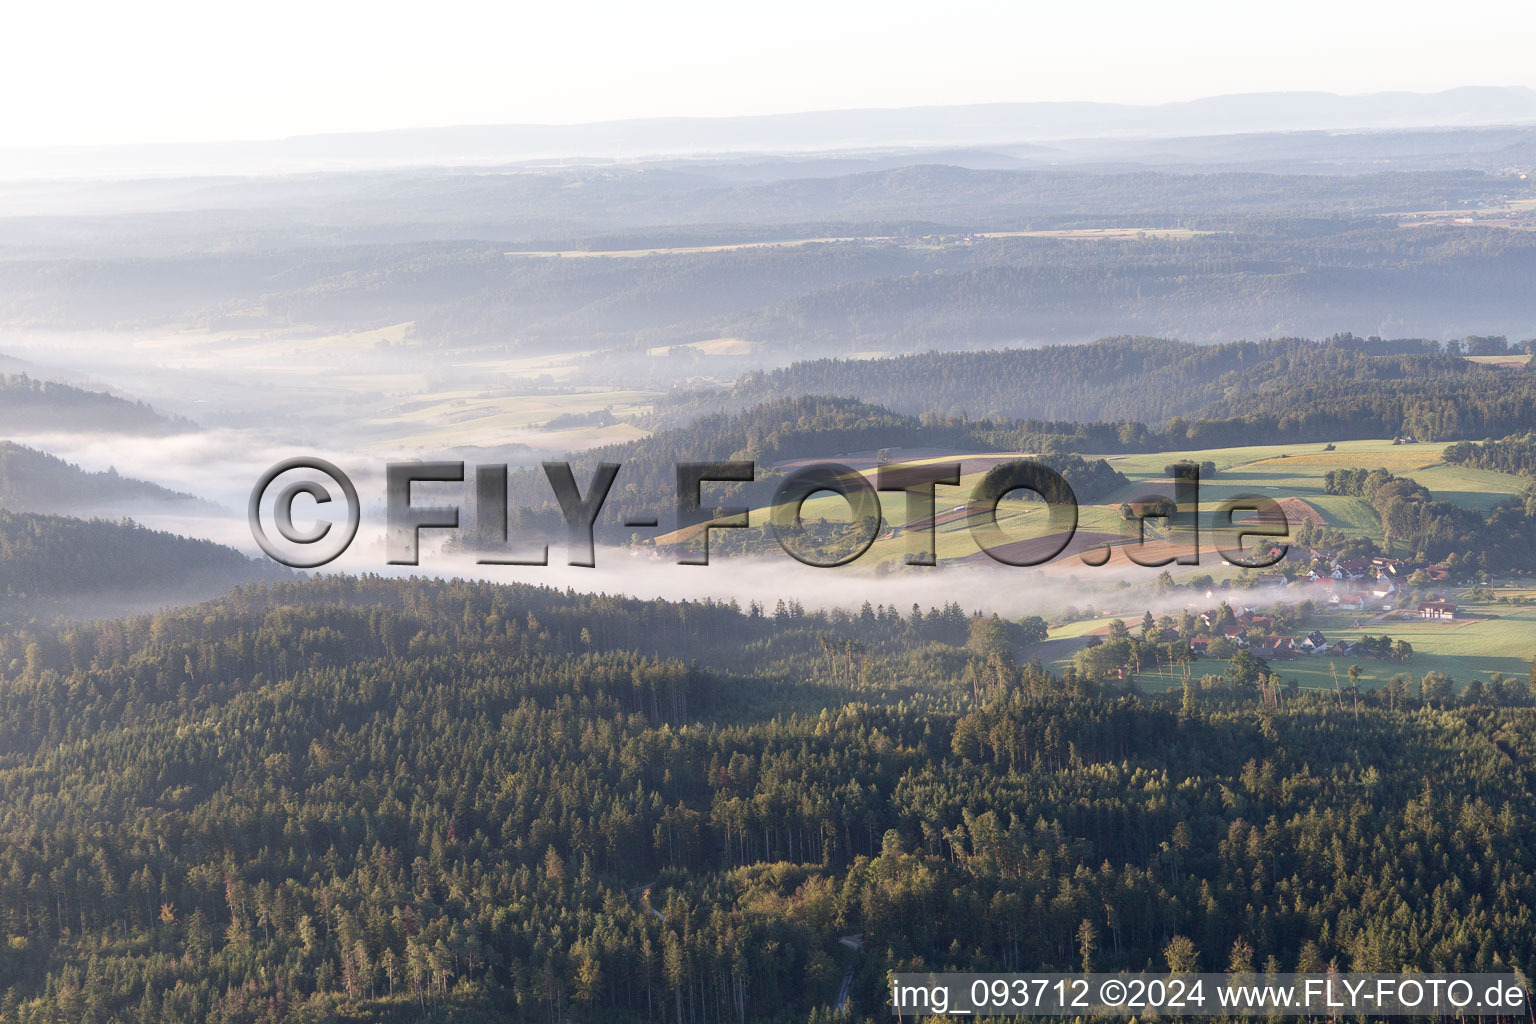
[507,395,1128,533]
[0,509,286,619]
[10,175,1536,352]
[0,576,1534,1022]
[0,374,194,435]
[724,335,1536,445]
[735,334,1519,422]
[0,441,200,514]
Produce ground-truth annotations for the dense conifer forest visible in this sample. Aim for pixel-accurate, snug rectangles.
[0,442,196,514]
[0,577,1533,1022]
[726,337,1536,444]
[0,377,191,436]
[0,510,285,617]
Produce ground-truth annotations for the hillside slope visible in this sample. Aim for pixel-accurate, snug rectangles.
[0,577,1531,1020]
[0,509,286,620]
[0,374,194,435]
[0,440,201,515]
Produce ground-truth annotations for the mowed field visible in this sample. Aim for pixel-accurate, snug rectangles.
[662,436,1531,695]
[645,337,759,357]
[502,227,1212,260]
[652,452,1132,564]
[1043,587,1536,695]
[1057,439,1531,693]
[1100,436,1528,519]
[372,386,655,451]
[44,323,662,454]
[660,436,1526,569]
[1465,353,1534,368]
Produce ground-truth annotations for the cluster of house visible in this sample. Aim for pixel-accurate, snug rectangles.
[1255,551,1459,615]
[1143,551,1466,662]
[1080,548,1467,670]
[1171,607,1349,662]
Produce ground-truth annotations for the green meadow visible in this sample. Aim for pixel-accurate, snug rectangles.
[1043,587,1536,695]
[725,436,1528,565]
[1100,436,1528,531]
[1043,438,1532,693]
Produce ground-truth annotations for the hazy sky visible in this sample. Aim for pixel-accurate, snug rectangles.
[8,0,1536,147]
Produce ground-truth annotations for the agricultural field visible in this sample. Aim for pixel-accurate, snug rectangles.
[1465,353,1534,368]
[645,337,760,357]
[701,436,1533,697]
[502,227,1211,260]
[654,436,1530,574]
[1101,436,1529,524]
[643,429,1529,707]
[1076,588,1535,697]
[1040,585,1536,695]
[1033,439,1533,694]
[0,323,665,456]
[373,386,656,451]
[653,453,1133,566]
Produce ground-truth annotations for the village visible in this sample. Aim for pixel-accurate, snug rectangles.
[1080,547,1476,672]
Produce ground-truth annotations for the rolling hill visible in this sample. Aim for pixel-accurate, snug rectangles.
[0,509,287,620]
[0,440,202,515]
[0,374,195,435]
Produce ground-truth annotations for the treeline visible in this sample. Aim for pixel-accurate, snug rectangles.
[0,441,195,514]
[0,578,1534,1022]
[700,223,1536,355]
[503,395,1129,537]
[0,509,285,616]
[5,157,1535,352]
[270,174,1536,352]
[0,375,193,436]
[735,335,1451,424]
[1323,467,1536,566]
[1443,433,1536,477]
[725,335,1536,447]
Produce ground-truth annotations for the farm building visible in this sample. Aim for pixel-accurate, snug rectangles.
[1418,600,1458,620]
